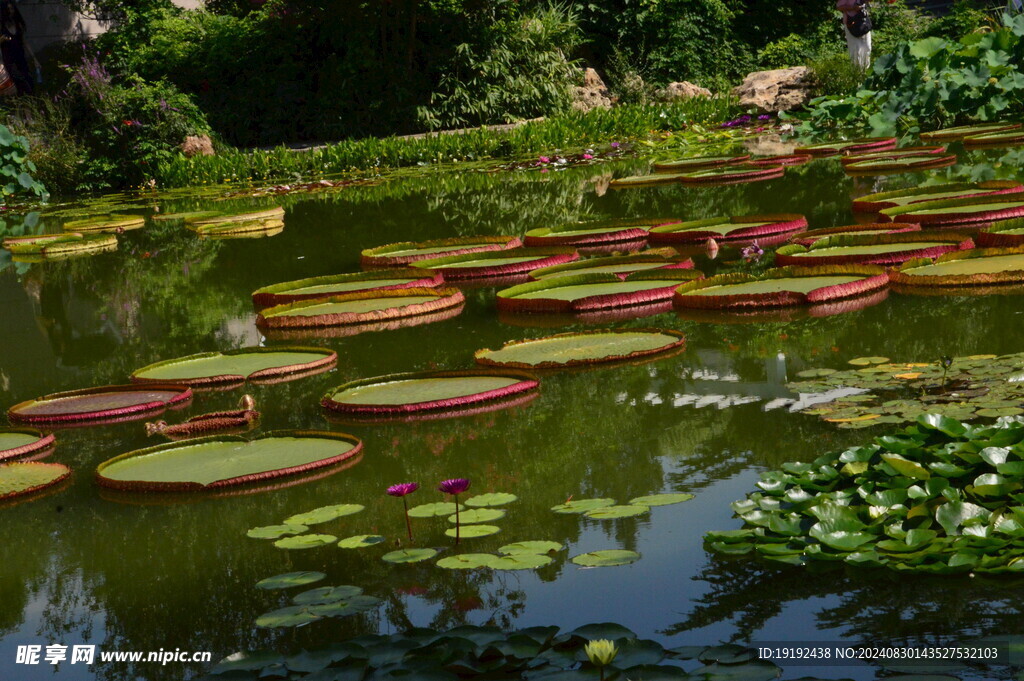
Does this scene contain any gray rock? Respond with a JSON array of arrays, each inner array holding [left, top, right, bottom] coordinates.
[[732, 67, 814, 113]]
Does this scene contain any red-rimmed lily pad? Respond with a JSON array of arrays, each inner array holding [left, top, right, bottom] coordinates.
[[977, 217, 1024, 248], [674, 265, 889, 309], [880, 195, 1024, 227], [3, 233, 117, 257], [0, 462, 71, 501], [412, 247, 578, 280], [62, 214, 145, 233], [679, 165, 785, 184], [256, 287, 465, 329], [251, 269, 443, 307], [652, 154, 749, 172], [648, 214, 807, 245], [676, 288, 890, 323], [852, 180, 1024, 213], [8, 384, 192, 426], [187, 218, 284, 238], [793, 137, 897, 156], [0, 428, 55, 462], [474, 329, 686, 370], [523, 218, 679, 248], [321, 369, 539, 417], [262, 304, 464, 341], [840, 145, 947, 165], [889, 246, 1024, 287], [963, 129, 1024, 148], [94, 430, 363, 492], [789, 223, 921, 246], [775, 233, 974, 267], [843, 154, 958, 174], [920, 122, 1021, 141], [496, 270, 703, 314], [528, 252, 693, 280], [744, 154, 812, 167], [609, 172, 692, 188], [360, 235, 522, 267], [185, 207, 285, 226], [130, 347, 337, 388]]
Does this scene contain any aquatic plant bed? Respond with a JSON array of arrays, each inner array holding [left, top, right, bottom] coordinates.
[[321, 370, 539, 416], [523, 218, 680, 248], [920, 122, 1021, 141], [890, 247, 1024, 287], [95, 431, 362, 492], [674, 265, 888, 309], [651, 154, 749, 172], [411, 248, 578, 280], [647, 214, 807, 244], [496, 270, 702, 313], [852, 180, 1024, 213], [789, 223, 920, 246], [881, 195, 1024, 227], [707, 415, 1024, 574], [360, 236, 522, 267], [2, 233, 117, 257], [775, 233, 973, 267], [0, 429, 55, 463], [793, 137, 897, 156], [977, 217, 1024, 248], [0, 462, 71, 502], [8, 384, 192, 425], [475, 329, 686, 369], [255, 287, 465, 329], [251, 269, 443, 307], [528, 252, 693, 280], [130, 347, 337, 388]]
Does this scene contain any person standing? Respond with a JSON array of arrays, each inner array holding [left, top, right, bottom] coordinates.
[[0, 0, 32, 95], [836, 0, 872, 71]]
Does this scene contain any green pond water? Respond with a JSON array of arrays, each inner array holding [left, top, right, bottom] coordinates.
[[3, 147, 1024, 681]]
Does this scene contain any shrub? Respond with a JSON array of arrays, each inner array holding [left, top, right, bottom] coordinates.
[[2, 97, 85, 195], [807, 52, 866, 97], [0, 124, 46, 202]]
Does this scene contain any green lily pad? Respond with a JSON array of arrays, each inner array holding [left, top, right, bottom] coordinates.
[[0, 462, 71, 501], [463, 492, 518, 507], [848, 356, 890, 366], [584, 504, 650, 519], [570, 550, 641, 567], [445, 524, 501, 538], [628, 493, 695, 506], [490, 554, 554, 570], [551, 498, 616, 514], [293, 585, 363, 605], [308, 595, 383, 617], [499, 541, 564, 555], [474, 330, 686, 370], [407, 502, 465, 518], [337, 534, 386, 549], [436, 553, 497, 569], [131, 347, 336, 387], [447, 508, 505, 524], [382, 548, 438, 564], [247, 524, 308, 540], [977, 407, 1024, 417], [255, 571, 326, 590], [274, 534, 337, 550], [255, 605, 322, 629], [284, 504, 365, 525]]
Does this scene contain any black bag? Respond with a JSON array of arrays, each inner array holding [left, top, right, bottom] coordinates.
[[847, 8, 872, 38]]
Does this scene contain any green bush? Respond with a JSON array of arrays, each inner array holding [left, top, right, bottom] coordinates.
[[758, 33, 815, 69], [2, 97, 85, 195], [808, 52, 866, 97], [0, 124, 46, 203]]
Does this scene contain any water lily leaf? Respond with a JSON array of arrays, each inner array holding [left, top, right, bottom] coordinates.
[[935, 501, 990, 536], [918, 413, 968, 437], [407, 502, 464, 518], [247, 524, 308, 540], [255, 571, 326, 590], [569, 622, 638, 641], [255, 605, 322, 628], [613, 664, 688, 680], [808, 528, 875, 551], [584, 504, 650, 519], [490, 554, 554, 570], [689, 660, 781, 681], [978, 407, 1024, 417], [447, 508, 505, 524], [881, 453, 931, 480], [274, 534, 337, 550], [445, 524, 500, 538], [463, 492, 518, 507], [551, 498, 616, 514], [212, 651, 285, 673], [796, 368, 837, 378], [293, 585, 363, 605], [382, 548, 438, 564], [284, 504, 364, 525], [308, 595, 382, 617], [436, 553, 497, 569], [628, 493, 695, 506], [570, 550, 641, 567], [499, 541, 563, 555], [848, 356, 890, 366], [337, 534, 386, 549], [131, 347, 336, 387], [697, 644, 757, 664]]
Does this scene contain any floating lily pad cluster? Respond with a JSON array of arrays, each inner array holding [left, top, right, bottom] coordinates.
[[708, 414, 1024, 574], [254, 578, 383, 629], [787, 352, 1024, 429], [249, 502, 367, 549], [206, 623, 792, 681]]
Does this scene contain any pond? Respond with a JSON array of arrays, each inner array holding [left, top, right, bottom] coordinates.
[[2, 143, 1024, 681]]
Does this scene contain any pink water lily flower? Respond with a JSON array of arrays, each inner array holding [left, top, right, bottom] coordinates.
[[387, 482, 419, 497]]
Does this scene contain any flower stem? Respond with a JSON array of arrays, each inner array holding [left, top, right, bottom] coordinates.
[[454, 493, 461, 546], [403, 497, 413, 541]]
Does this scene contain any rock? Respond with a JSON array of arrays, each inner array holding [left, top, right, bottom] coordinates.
[[572, 67, 612, 112], [180, 134, 214, 157], [732, 67, 814, 113], [657, 81, 712, 100]]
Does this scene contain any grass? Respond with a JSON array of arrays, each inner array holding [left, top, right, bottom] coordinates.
[[155, 98, 738, 188]]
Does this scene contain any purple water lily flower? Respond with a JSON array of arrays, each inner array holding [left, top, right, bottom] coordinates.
[[388, 482, 420, 540], [439, 478, 471, 545], [741, 242, 764, 262]]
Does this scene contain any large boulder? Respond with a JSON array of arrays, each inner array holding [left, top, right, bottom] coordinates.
[[732, 67, 814, 113], [572, 68, 612, 112], [181, 134, 215, 157], [657, 81, 712, 100]]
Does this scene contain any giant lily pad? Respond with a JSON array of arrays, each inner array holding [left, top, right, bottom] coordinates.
[[890, 247, 1024, 287], [94, 430, 363, 492], [321, 369, 539, 416], [840, 145, 946, 164], [789, 223, 921, 246], [852, 180, 1024, 212], [609, 171, 695, 188], [570, 550, 641, 567], [674, 265, 888, 309], [793, 137, 897, 156], [679, 165, 785, 184], [256, 287, 465, 329], [496, 270, 703, 314], [62, 214, 145, 233], [881, 195, 1024, 227], [652, 155, 749, 172], [187, 218, 283, 238], [775, 233, 973, 267], [361, 235, 522, 267], [647, 214, 807, 244], [744, 154, 813, 167], [0, 428, 55, 462], [963, 129, 1024, 148], [185, 207, 285, 226], [131, 346, 337, 388], [2, 233, 117, 257], [475, 329, 686, 370], [523, 218, 679, 248], [251, 269, 443, 307], [8, 384, 192, 426], [977, 217, 1024, 248], [843, 154, 957, 174], [412, 248, 579, 280], [528, 253, 693, 280], [920, 122, 1021, 141], [0, 462, 71, 501]]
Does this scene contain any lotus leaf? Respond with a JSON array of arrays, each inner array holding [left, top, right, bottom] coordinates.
[[284, 504, 364, 525], [551, 498, 616, 514], [247, 524, 308, 539], [445, 524, 500, 538], [381, 548, 438, 563], [584, 504, 650, 519], [131, 347, 337, 386], [475, 329, 685, 369], [499, 541, 563, 555], [255, 572, 326, 590], [447, 508, 505, 524], [293, 585, 363, 604], [8, 384, 192, 425], [570, 550, 641, 567], [0, 428, 55, 462], [407, 501, 465, 518], [464, 492, 518, 507], [436, 553, 497, 569], [337, 534, 386, 548], [274, 534, 337, 550], [628, 493, 695, 506], [0, 462, 71, 500]]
